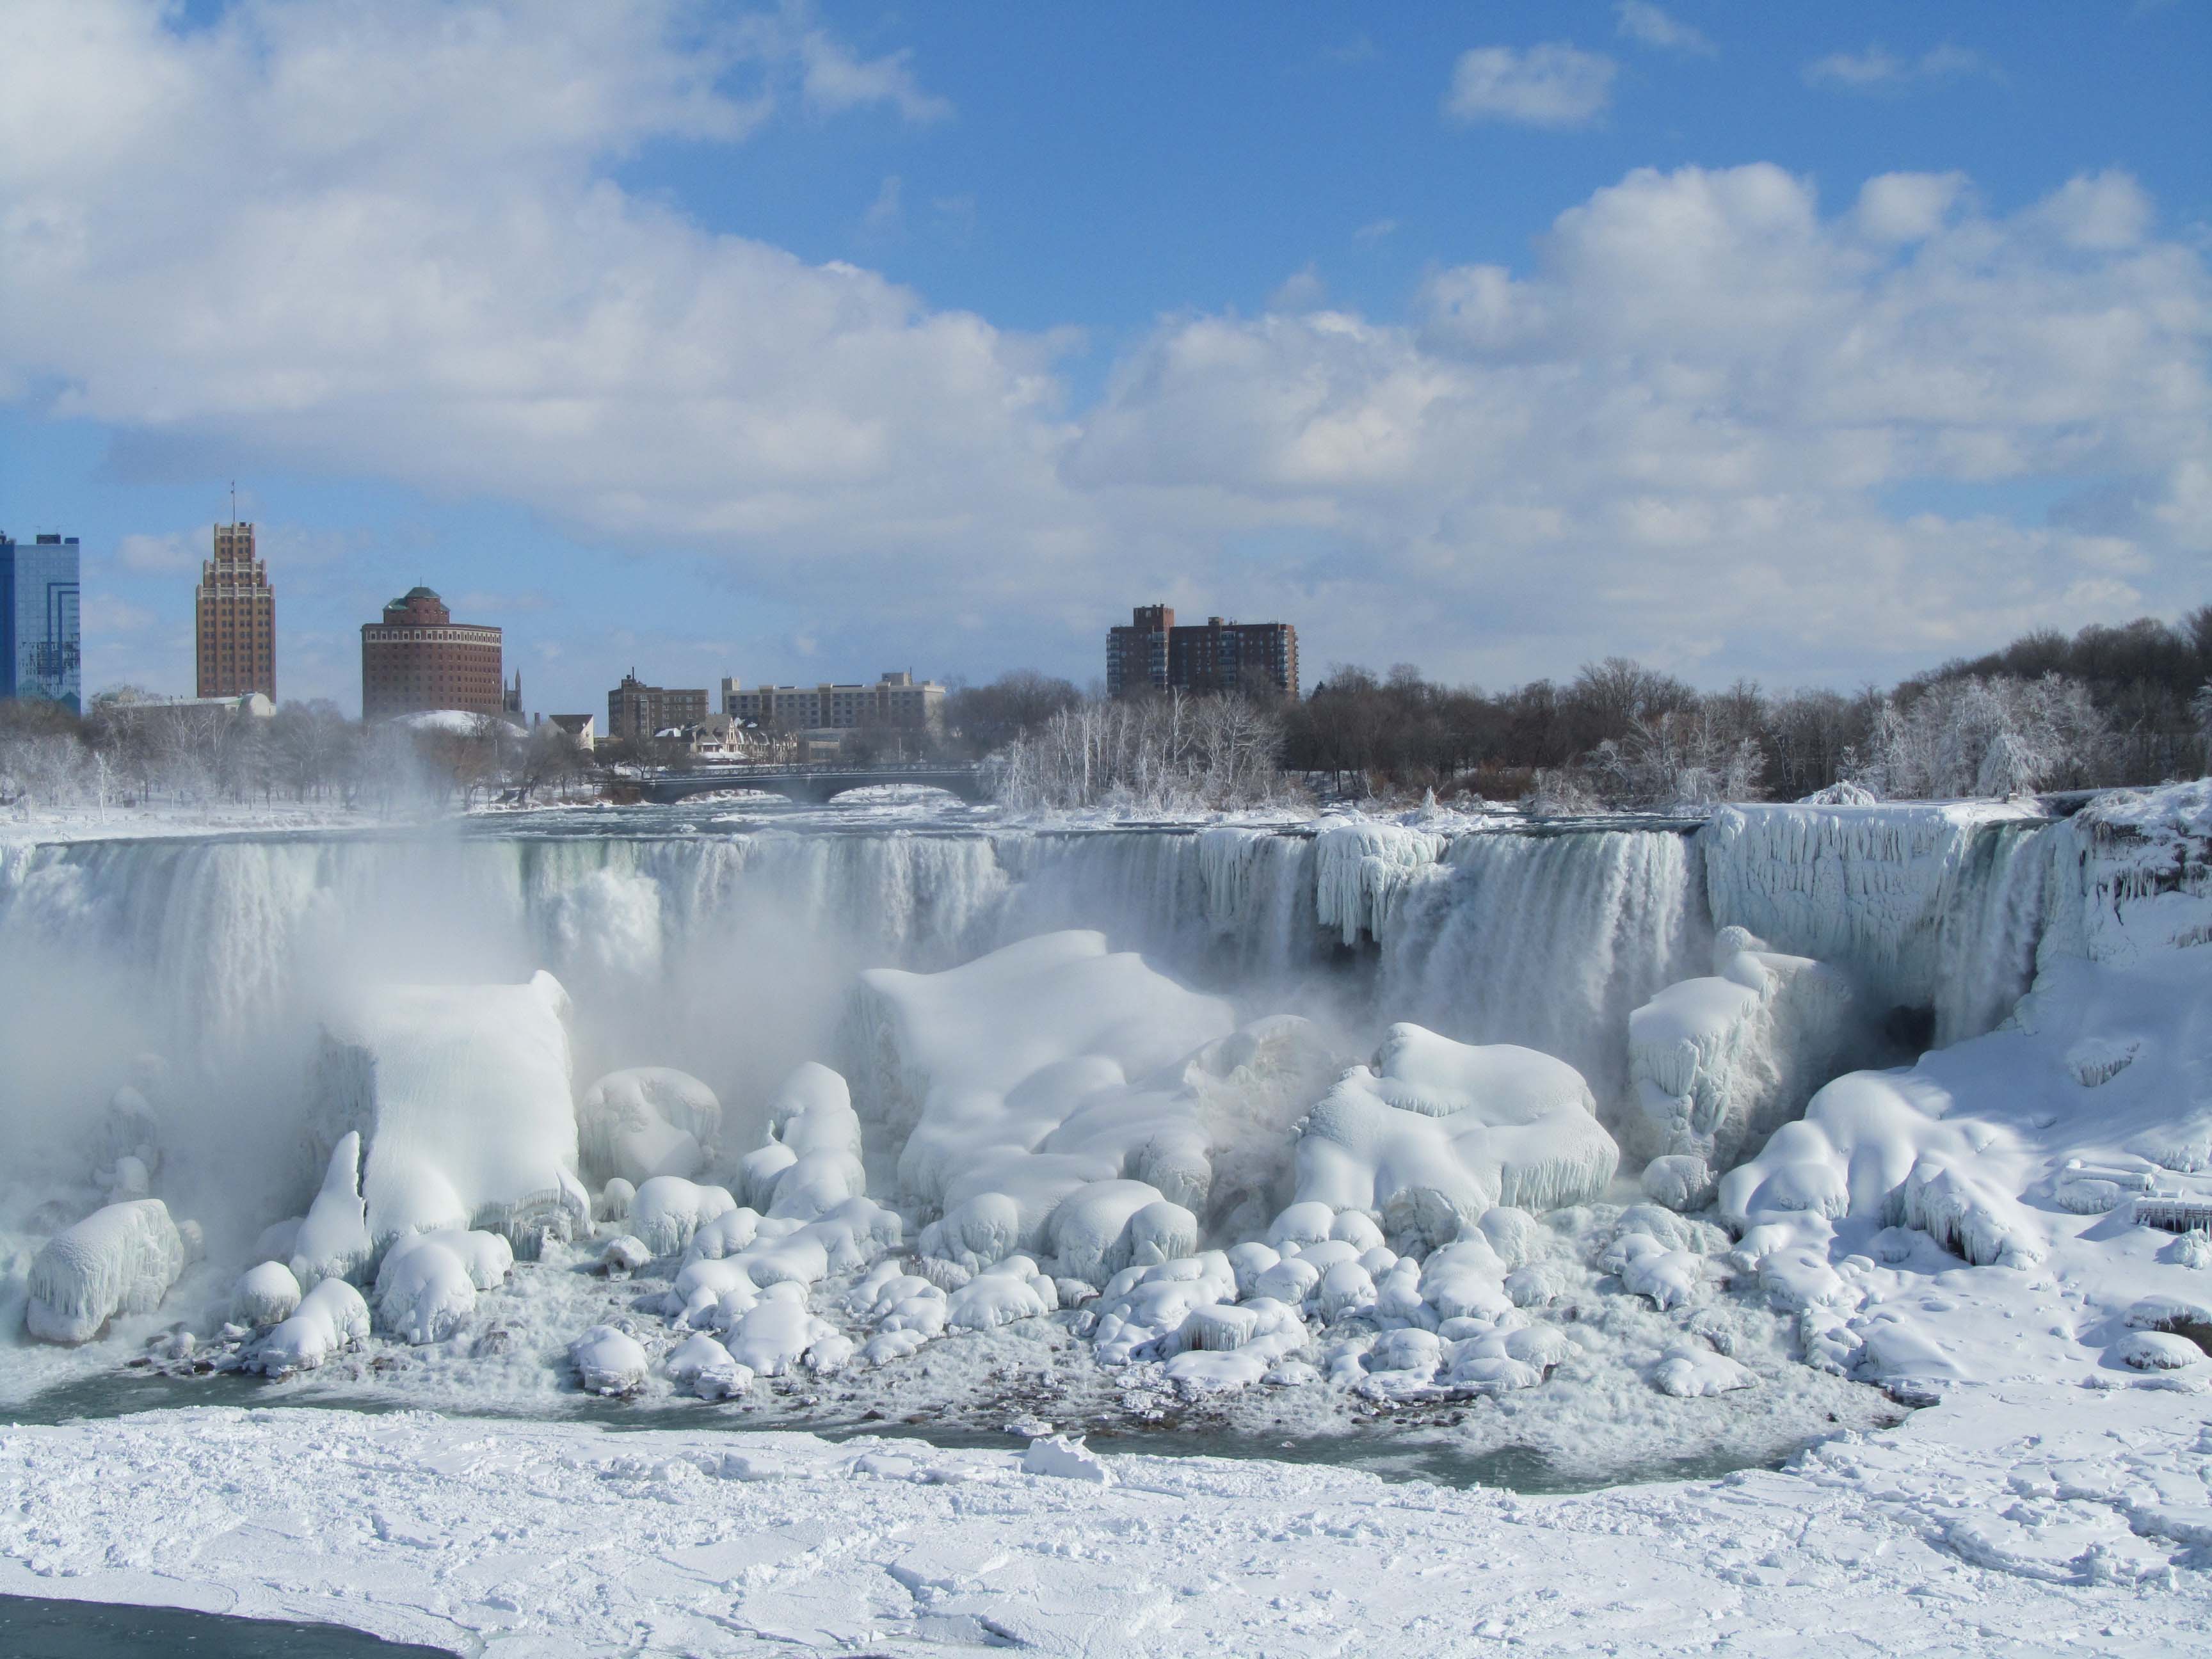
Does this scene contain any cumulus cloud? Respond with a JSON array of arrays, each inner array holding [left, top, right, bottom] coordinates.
[[1, 2, 2205, 695], [1806, 44, 1989, 92], [1615, 3, 1715, 56], [1444, 44, 1616, 129]]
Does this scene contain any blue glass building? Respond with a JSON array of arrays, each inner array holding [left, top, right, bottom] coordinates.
[[0, 533, 82, 712]]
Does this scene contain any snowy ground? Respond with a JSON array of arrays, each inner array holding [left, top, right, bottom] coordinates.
[[3, 1382, 2207, 1656], [0, 799, 403, 847]]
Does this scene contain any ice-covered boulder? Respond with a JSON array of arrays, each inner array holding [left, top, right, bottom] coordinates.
[[725, 1292, 835, 1376], [749, 1062, 867, 1222], [629, 1177, 737, 1257], [1628, 927, 1855, 1169], [569, 1324, 648, 1395], [232, 1261, 302, 1328], [1286, 1025, 1618, 1246], [290, 1132, 373, 1290], [577, 1067, 721, 1186], [254, 1279, 370, 1375], [1719, 1071, 2042, 1267], [311, 971, 589, 1258], [25, 1199, 188, 1344], [373, 1230, 512, 1344], [665, 1331, 751, 1399], [847, 932, 1245, 1270]]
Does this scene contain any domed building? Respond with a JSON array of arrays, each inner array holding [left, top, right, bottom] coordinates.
[[360, 586, 506, 721]]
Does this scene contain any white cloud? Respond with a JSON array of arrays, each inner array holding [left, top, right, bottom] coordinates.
[[1615, 3, 1714, 56], [0, 3, 2204, 695], [1354, 218, 1399, 243], [861, 173, 904, 237], [1806, 44, 1990, 92], [1444, 44, 1615, 129]]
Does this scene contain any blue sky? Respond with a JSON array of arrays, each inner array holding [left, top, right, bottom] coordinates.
[[1, 1, 2207, 716]]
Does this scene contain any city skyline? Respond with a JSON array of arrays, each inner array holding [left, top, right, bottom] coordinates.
[[2, 2, 2207, 719]]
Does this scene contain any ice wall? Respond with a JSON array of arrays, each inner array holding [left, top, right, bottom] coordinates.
[[1701, 802, 2051, 1043]]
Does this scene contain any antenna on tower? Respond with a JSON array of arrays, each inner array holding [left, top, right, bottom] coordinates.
[[229, 481, 237, 526]]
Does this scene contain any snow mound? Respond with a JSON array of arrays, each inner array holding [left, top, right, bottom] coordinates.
[[630, 1177, 738, 1257], [373, 1230, 513, 1344], [577, 1067, 721, 1185], [1719, 1071, 2042, 1267], [1285, 1024, 1617, 1246], [569, 1324, 648, 1395], [747, 1062, 866, 1221], [254, 1279, 370, 1375], [232, 1262, 302, 1328], [1628, 926, 1856, 1169], [26, 1199, 188, 1344], [1023, 1434, 1114, 1484], [848, 931, 1251, 1274], [312, 972, 588, 1257]]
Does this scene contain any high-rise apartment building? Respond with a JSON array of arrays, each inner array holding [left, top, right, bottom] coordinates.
[[0, 533, 81, 712], [1106, 605, 1299, 699], [607, 673, 709, 742], [195, 519, 276, 700], [360, 587, 504, 720], [719, 670, 945, 732]]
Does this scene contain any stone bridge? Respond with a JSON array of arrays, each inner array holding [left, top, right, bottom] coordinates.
[[638, 762, 988, 806]]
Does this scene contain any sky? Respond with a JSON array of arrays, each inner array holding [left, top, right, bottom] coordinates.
[[1, 0, 2207, 718]]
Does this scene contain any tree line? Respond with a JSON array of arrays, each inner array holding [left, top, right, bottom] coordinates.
[[954, 605, 2212, 812]]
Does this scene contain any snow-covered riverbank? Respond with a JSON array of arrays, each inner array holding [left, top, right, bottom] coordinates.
[[4, 1382, 2207, 1656]]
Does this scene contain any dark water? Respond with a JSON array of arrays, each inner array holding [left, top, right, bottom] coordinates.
[[12, 1364, 1844, 1496], [0, 1597, 453, 1658]]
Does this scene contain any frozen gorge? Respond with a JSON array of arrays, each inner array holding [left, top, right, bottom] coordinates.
[[2, 785, 2211, 1653]]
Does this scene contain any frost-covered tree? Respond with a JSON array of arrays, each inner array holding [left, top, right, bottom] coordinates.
[[1854, 674, 2110, 799]]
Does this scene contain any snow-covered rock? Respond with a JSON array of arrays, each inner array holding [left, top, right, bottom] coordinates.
[[289, 1132, 373, 1291], [254, 1279, 370, 1375], [25, 1199, 188, 1344], [630, 1177, 738, 1257], [1628, 926, 1855, 1168], [312, 972, 589, 1256], [232, 1261, 302, 1328], [1286, 1024, 1617, 1246], [569, 1324, 648, 1395], [373, 1230, 511, 1343]]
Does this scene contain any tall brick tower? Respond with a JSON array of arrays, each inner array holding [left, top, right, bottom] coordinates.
[[195, 509, 276, 700]]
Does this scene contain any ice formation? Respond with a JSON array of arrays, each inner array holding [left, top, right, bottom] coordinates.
[[849, 931, 1245, 1274], [289, 1132, 371, 1291], [1289, 1025, 1617, 1244], [253, 1279, 369, 1375], [577, 1066, 721, 1185], [231, 1262, 301, 1328], [25, 1199, 188, 1344], [312, 971, 589, 1256], [373, 1230, 513, 1344], [1628, 926, 1857, 1171]]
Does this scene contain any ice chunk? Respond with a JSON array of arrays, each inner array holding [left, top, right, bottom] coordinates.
[[577, 1067, 722, 1185], [232, 1261, 302, 1328], [630, 1177, 738, 1257], [289, 1132, 372, 1291], [1022, 1434, 1115, 1484], [25, 1199, 188, 1344], [569, 1324, 648, 1395], [1313, 819, 1447, 946], [601, 1235, 651, 1276], [254, 1279, 370, 1375], [312, 972, 588, 1255], [1287, 1025, 1617, 1247]]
